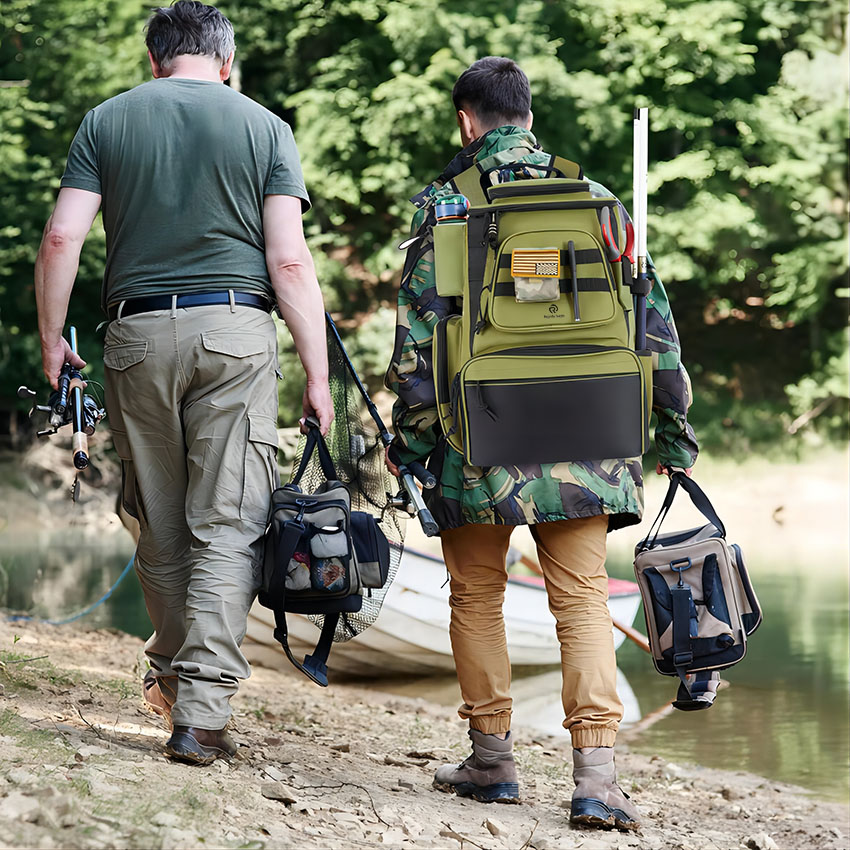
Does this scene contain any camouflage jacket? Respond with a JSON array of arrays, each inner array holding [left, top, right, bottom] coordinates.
[[385, 126, 698, 532]]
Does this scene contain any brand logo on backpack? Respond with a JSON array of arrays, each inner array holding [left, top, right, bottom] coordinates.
[[544, 303, 565, 320]]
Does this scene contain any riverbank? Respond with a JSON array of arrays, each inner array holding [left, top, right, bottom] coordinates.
[[1, 619, 847, 850]]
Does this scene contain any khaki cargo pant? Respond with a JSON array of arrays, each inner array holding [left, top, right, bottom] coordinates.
[[104, 302, 279, 729], [440, 516, 623, 748]]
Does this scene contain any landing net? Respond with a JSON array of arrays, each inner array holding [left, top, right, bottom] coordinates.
[[289, 321, 405, 643]]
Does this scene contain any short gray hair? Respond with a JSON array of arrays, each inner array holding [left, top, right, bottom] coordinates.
[[145, 1, 235, 70]]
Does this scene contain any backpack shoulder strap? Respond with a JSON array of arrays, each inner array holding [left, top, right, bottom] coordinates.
[[451, 165, 489, 206], [550, 155, 583, 180]]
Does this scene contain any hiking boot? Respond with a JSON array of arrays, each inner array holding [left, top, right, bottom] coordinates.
[[142, 670, 177, 726], [433, 729, 520, 803], [164, 726, 237, 766], [570, 747, 641, 831]]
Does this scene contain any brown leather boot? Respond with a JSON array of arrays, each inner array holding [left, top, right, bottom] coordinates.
[[164, 726, 237, 765], [433, 729, 520, 803], [142, 670, 177, 727], [570, 747, 641, 831]]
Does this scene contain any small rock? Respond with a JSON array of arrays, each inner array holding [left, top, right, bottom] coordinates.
[[405, 750, 437, 760], [0, 792, 41, 823], [0, 683, 4, 696], [76, 745, 109, 759], [151, 811, 180, 828], [532, 839, 553, 850], [721, 786, 743, 801], [397, 778, 415, 791], [377, 806, 399, 825], [485, 817, 507, 837], [331, 812, 362, 825], [331, 743, 350, 753], [744, 834, 778, 850], [383, 755, 408, 767], [829, 827, 845, 839], [381, 828, 406, 844], [261, 783, 297, 805], [401, 817, 423, 837], [260, 764, 288, 782], [264, 736, 282, 746], [6, 768, 37, 786]]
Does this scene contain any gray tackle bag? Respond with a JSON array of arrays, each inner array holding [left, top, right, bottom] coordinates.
[[633, 472, 762, 710]]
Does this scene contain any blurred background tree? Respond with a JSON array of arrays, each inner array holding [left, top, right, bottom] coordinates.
[[1, 0, 847, 451]]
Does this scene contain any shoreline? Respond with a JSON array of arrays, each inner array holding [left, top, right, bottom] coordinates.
[[1, 620, 847, 850]]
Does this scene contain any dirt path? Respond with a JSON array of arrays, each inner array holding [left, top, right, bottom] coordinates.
[[0, 620, 846, 850]]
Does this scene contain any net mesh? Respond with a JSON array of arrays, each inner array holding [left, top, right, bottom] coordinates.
[[288, 320, 405, 642]]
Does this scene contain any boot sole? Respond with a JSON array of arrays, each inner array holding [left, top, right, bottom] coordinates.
[[433, 780, 521, 804], [571, 798, 640, 832]]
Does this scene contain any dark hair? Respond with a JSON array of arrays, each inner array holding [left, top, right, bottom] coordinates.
[[145, 1, 235, 70], [451, 57, 532, 127]]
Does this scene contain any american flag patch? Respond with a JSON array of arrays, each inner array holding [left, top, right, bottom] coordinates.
[[511, 248, 561, 278]]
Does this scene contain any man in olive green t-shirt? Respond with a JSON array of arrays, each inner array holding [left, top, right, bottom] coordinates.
[[34, 1, 333, 765]]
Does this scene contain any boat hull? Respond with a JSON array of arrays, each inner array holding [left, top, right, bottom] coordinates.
[[244, 549, 642, 677]]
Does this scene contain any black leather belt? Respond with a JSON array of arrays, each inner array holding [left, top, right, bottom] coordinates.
[[107, 291, 272, 320]]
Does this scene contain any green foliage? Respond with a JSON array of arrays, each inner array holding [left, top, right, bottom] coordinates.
[[0, 0, 148, 401], [1, 0, 847, 446]]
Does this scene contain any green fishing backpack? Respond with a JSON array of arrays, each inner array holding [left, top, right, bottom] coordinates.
[[431, 157, 652, 466]]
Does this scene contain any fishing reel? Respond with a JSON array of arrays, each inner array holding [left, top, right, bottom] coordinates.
[[19, 366, 104, 440], [17, 327, 106, 473]]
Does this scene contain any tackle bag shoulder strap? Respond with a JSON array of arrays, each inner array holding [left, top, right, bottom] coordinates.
[[639, 472, 726, 550]]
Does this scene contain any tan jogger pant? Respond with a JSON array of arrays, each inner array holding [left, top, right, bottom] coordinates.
[[440, 516, 623, 748], [103, 302, 279, 729]]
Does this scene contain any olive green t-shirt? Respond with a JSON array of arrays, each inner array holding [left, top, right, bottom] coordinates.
[[61, 78, 310, 308]]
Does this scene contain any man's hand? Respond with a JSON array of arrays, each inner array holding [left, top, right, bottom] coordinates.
[[300, 379, 334, 436], [41, 336, 86, 390], [385, 446, 401, 478], [656, 464, 693, 477]]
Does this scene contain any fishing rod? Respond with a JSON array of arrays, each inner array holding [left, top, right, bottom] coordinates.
[[325, 313, 439, 537], [17, 326, 106, 496], [633, 106, 650, 350]]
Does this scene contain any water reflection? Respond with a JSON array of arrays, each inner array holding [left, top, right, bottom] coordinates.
[[1, 534, 847, 801]]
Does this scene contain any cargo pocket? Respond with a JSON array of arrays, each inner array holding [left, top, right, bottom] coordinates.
[[240, 414, 279, 524], [112, 428, 145, 530], [103, 341, 148, 371]]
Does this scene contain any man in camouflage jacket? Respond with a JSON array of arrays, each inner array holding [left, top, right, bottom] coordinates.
[[385, 57, 697, 830]]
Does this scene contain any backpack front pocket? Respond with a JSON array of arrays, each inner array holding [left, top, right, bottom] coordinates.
[[456, 347, 650, 466], [485, 230, 617, 335]]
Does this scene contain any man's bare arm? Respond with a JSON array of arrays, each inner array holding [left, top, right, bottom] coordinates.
[[262, 194, 333, 434], [35, 187, 102, 387]]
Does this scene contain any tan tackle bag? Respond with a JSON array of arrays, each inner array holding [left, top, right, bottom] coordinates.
[[633, 472, 762, 710]]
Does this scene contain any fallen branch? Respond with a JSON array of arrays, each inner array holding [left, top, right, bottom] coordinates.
[[519, 818, 540, 850], [75, 706, 105, 740], [440, 823, 488, 850], [292, 781, 390, 827], [2, 654, 48, 665], [787, 395, 839, 435]]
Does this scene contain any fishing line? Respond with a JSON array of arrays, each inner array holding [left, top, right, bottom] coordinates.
[[5, 551, 136, 627]]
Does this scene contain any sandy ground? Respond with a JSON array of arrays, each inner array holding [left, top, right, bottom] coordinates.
[[1, 619, 848, 850]]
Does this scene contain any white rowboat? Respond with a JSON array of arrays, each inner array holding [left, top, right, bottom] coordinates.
[[244, 548, 642, 678]]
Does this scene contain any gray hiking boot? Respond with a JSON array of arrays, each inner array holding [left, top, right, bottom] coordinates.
[[433, 729, 520, 803], [570, 747, 641, 831]]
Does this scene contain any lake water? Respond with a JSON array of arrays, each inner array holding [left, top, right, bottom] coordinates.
[[1, 533, 848, 802]]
